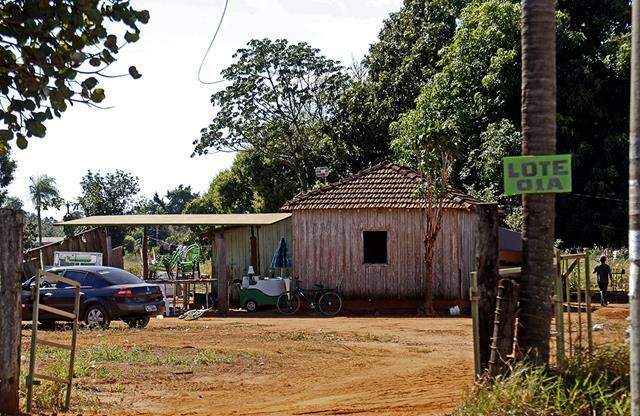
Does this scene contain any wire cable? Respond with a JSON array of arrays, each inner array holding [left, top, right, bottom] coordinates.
[[197, 0, 230, 85]]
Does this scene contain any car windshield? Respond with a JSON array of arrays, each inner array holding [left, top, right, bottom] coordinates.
[[95, 269, 142, 285]]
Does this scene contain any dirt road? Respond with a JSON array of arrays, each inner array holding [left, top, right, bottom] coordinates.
[[23, 315, 474, 416], [21, 304, 628, 415]]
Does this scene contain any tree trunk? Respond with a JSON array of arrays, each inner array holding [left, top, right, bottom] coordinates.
[[476, 203, 500, 370], [424, 244, 435, 315], [518, 0, 557, 365], [216, 229, 228, 315], [0, 209, 24, 415]]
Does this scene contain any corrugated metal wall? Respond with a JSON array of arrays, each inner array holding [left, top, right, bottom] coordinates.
[[291, 209, 478, 300], [216, 218, 292, 281]]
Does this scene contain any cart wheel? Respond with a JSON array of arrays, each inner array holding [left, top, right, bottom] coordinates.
[[245, 300, 258, 312]]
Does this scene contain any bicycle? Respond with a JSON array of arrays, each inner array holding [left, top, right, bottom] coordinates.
[[277, 279, 342, 316]]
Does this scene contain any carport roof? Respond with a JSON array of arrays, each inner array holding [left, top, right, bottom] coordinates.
[[56, 213, 291, 227]]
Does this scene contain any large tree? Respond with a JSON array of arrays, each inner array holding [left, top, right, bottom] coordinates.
[[392, 0, 630, 246], [518, 0, 557, 365], [192, 38, 350, 191], [0, 0, 148, 149], [28, 174, 60, 245], [0, 146, 16, 206], [335, 0, 466, 171], [78, 169, 140, 245]]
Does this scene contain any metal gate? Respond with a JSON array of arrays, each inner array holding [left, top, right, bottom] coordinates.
[[25, 269, 81, 412], [554, 252, 595, 366]]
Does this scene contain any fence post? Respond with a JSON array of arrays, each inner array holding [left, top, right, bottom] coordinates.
[[470, 272, 482, 377], [584, 254, 593, 353], [475, 203, 500, 371], [488, 278, 520, 376], [215, 228, 228, 315], [0, 209, 24, 415], [554, 251, 565, 366]]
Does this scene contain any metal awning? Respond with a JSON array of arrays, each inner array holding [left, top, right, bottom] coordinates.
[[55, 213, 291, 227]]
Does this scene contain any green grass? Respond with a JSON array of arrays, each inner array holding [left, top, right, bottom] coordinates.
[[453, 344, 630, 416]]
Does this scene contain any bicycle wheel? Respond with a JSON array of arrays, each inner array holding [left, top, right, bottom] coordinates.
[[277, 293, 301, 315], [318, 291, 342, 316]]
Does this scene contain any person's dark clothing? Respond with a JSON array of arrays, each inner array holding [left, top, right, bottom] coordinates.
[[594, 263, 611, 305]]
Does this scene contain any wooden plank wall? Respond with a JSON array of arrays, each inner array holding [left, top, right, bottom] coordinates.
[[291, 209, 478, 300], [22, 227, 110, 278], [111, 246, 125, 269], [215, 218, 292, 281]]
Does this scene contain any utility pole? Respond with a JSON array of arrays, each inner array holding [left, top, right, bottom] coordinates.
[[629, 0, 640, 413]]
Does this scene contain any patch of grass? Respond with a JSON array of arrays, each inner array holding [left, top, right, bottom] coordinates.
[[453, 344, 630, 416], [21, 343, 254, 412], [352, 333, 398, 343], [281, 331, 309, 341]]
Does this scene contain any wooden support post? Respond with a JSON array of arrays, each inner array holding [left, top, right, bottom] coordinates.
[[565, 257, 573, 357], [215, 228, 228, 315], [256, 225, 261, 274], [209, 228, 215, 279], [250, 226, 258, 272], [105, 234, 113, 267], [475, 203, 500, 371], [0, 209, 24, 416], [142, 226, 149, 279], [584, 254, 593, 353], [470, 272, 482, 377], [488, 278, 520, 376], [576, 260, 583, 352], [554, 251, 565, 366]]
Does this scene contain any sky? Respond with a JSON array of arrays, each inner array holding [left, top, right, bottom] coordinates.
[[7, 0, 403, 218]]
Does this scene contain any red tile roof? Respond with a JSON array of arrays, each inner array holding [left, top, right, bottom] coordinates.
[[281, 162, 484, 211]]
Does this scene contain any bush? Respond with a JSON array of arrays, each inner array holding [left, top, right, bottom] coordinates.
[[123, 235, 136, 253], [454, 344, 630, 416]]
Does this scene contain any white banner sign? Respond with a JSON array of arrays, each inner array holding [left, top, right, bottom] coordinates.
[[53, 251, 103, 267]]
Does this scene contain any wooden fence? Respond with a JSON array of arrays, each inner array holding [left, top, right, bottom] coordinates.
[[22, 227, 111, 278]]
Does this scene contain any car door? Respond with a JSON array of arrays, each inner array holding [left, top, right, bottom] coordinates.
[[46, 270, 88, 316]]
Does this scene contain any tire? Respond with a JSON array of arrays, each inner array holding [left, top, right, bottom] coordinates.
[[277, 293, 301, 316], [319, 292, 342, 316], [245, 300, 258, 312], [124, 316, 151, 329], [84, 304, 110, 329]]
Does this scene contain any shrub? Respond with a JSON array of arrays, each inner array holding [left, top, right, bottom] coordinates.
[[454, 344, 630, 416], [123, 235, 136, 253]]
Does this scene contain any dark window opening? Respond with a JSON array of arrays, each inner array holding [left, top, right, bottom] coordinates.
[[363, 231, 387, 264]]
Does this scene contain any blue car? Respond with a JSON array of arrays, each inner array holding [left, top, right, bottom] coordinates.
[[22, 266, 164, 329]]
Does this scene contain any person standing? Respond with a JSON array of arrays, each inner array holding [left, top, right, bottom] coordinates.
[[593, 256, 612, 306]]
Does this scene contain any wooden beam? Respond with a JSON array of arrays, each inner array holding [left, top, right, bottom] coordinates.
[[209, 228, 215, 279], [0, 209, 24, 415], [475, 203, 500, 372], [250, 226, 258, 272], [142, 226, 149, 279], [105, 234, 113, 267], [215, 228, 228, 315]]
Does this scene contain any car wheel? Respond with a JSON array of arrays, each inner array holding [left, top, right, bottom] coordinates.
[[245, 300, 258, 312], [124, 316, 151, 329], [85, 304, 110, 329]]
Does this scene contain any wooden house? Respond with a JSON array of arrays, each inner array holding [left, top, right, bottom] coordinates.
[[281, 162, 491, 309]]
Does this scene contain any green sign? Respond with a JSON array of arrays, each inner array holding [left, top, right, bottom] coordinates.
[[503, 154, 572, 195]]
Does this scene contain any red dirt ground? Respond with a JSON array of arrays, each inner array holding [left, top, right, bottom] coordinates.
[[21, 304, 628, 416]]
